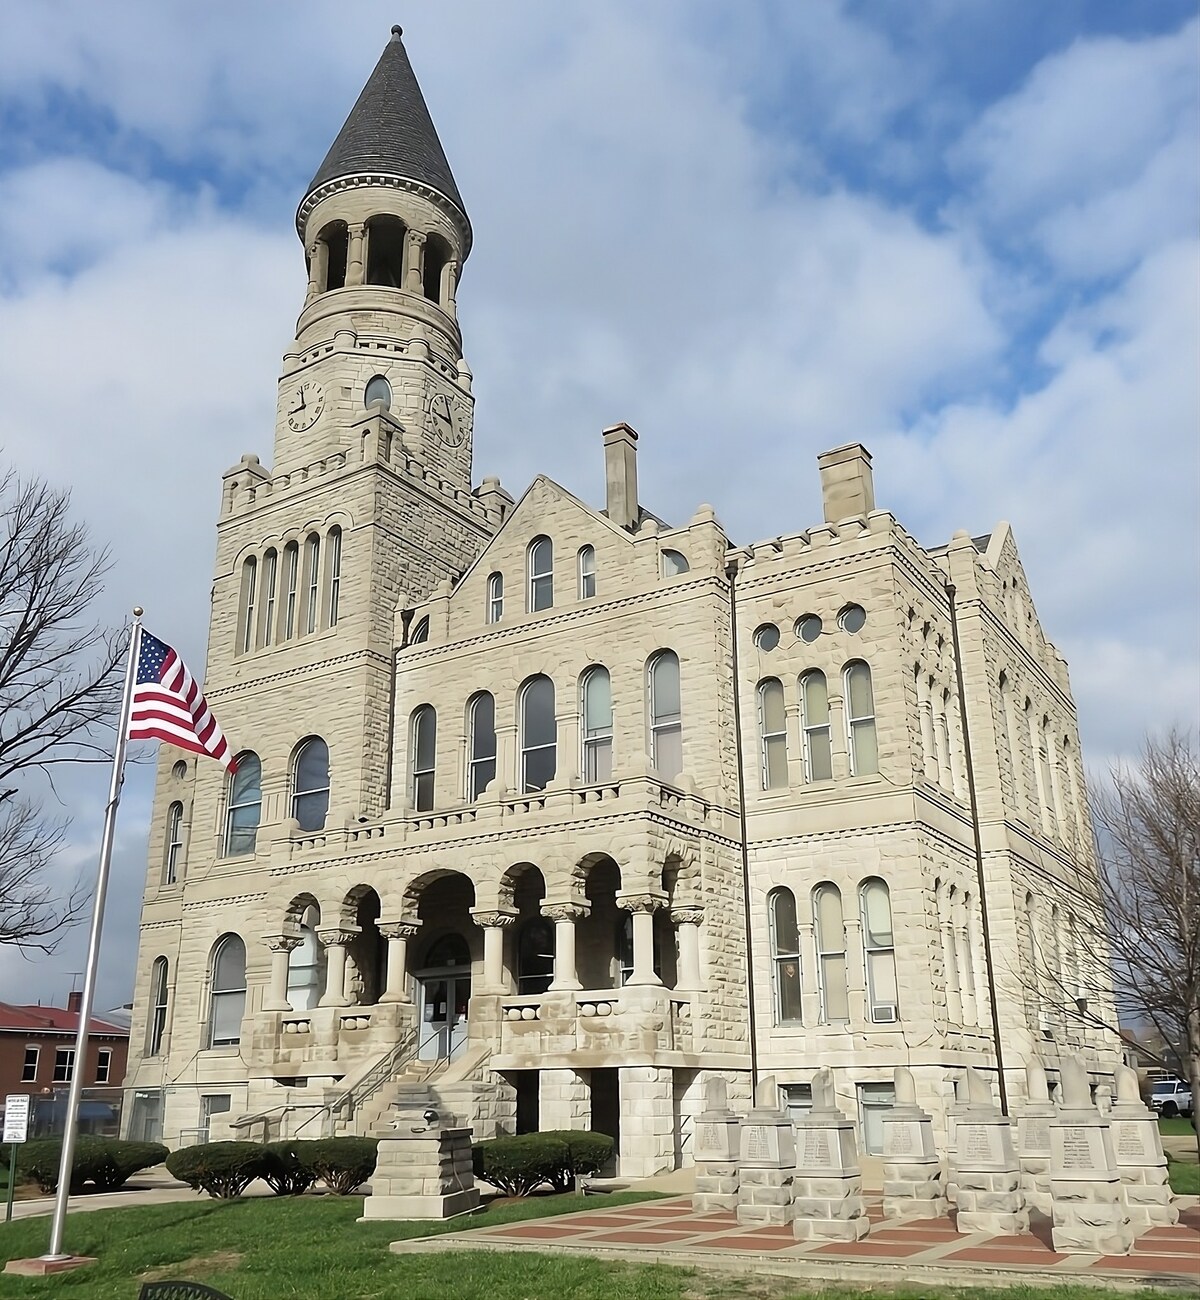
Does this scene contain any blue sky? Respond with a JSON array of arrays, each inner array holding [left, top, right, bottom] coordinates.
[[0, 1, 1197, 1012]]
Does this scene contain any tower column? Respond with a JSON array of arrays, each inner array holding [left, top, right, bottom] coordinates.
[[404, 229, 426, 293], [262, 935, 301, 1011], [671, 906, 704, 991], [305, 240, 328, 304], [442, 259, 459, 316], [317, 927, 359, 1006], [618, 893, 666, 988], [471, 909, 517, 992], [346, 222, 367, 287], [377, 921, 420, 1003], [544, 903, 588, 991]]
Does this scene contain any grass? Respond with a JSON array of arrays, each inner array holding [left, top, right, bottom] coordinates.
[[0, 1194, 1184, 1300], [1167, 1158, 1199, 1194], [1158, 1116, 1197, 1138]]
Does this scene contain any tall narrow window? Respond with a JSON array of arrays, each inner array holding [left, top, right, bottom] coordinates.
[[305, 533, 321, 633], [520, 675, 556, 792], [96, 1048, 112, 1083], [163, 802, 184, 884], [292, 738, 330, 831], [528, 537, 553, 611], [801, 670, 833, 781], [327, 526, 342, 627], [648, 650, 683, 780], [283, 542, 299, 640], [581, 666, 613, 783], [578, 545, 596, 599], [21, 1046, 38, 1082], [769, 888, 803, 1023], [54, 1049, 75, 1082], [225, 753, 262, 857], [147, 957, 169, 1056], [208, 935, 247, 1047], [240, 557, 257, 654], [261, 549, 277, 646], [468, 692, 497, 800], [487, 572, 504, 623], [860, 878, 898, 1022], [845, 661, 878, 775], [813, 884, 849, 1023], [758, 678, 788, 789], [410, 705, 437, 812]]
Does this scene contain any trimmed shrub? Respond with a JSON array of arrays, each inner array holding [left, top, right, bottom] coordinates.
[[166, 1141, 271, 1199], [472, 1130, 615, 1196], [304, 1137, 377, 1195], [548, 1130, 614, 1192], [261, 1140, 317, 1196], [16, 1136, 167, 1194]]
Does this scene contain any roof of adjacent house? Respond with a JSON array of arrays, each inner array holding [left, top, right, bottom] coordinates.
[[0, 1001, 129, 1038]]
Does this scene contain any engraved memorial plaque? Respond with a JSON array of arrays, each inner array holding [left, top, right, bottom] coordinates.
[[741, 1124, 780, 1164], [1017, 1116, 1051, 1154], [695, 1121, 735, 1162], [958, 1122, 1003, 1166], [799, 1126, 834, 1169], [1052, 1124, 1105, 1174], [1111, 1121, 1147, 1163], [883, 1119, 918, 1158]]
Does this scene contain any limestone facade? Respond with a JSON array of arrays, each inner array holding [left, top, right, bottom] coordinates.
[[121, 29, 1119, 1173]]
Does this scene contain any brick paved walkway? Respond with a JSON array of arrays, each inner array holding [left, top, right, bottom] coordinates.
[[399, 1195, 1200, 1289]]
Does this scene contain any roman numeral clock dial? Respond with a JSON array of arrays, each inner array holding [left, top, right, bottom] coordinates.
[[286, 380, 325, 431], [429, 391, 465, 447]]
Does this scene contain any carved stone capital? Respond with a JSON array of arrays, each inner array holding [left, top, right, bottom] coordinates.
[[376, 921, 421, 942], [542, 902, 590, 923], [316, 926, 361, 948], [263, 934, 302, 954], [671, 905, 704, 927], [406, 228, 427, 248], [470, 909, 518, 930], [616, 892, 667, 914]]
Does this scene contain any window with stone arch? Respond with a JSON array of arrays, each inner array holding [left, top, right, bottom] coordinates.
[[239, 556, 257, 654], [225, 752, 261, 857], [813, 883, 849, 1023], [327, 526, 342, 627], [487, 572, 504, 623], [528, 536, 553, 611], [207, 935, 247, 1048], [580, 665, 613, 783], [577, 545, 597, 600], [647, 650, 683, 781], [304, 532, 321, 634], [467, 691, 496, 801], [146, 956, 169, 1056], [410, 704, 437, 812], [661, 549, 690, 577], [163, 801, 184, 885], [282, 542, 300, 640], [758, 678, 788, 790], [844, 660, 879, 775], [519, 674, 556, 792], [800, 670, 833, 782], [286, 905, 324, 1011], [292, 737, 330, 831], [768, 887, 803, 1024], [261, 548, 278, 647], [859, 877, 898, 1022]]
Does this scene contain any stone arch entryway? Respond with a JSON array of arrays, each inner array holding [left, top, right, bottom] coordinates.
[[410, 872, 477, 1060]]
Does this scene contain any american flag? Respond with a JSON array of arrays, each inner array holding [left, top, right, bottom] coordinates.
[[128, 630, 235, 770]]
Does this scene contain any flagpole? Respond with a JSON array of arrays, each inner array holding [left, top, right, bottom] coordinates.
[[43, 608, 143, 1262]]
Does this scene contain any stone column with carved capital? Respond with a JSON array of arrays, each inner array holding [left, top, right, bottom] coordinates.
[[376, 920, 420, 1003], [403, 229, 426, 293], [471, 909, 518, 992], [317, 927, 359, 1007], [346, 223, 366, 287], [262, 935, 301, 1011], [618, 893, 666, 987], [442, 259, 459, 315], [671, 905, 704, 991], [543, 902, 589, 991], [304, 240, 325, 304]]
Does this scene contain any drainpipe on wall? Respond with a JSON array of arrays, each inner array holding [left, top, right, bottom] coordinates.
[[726, 556, 760, 1093]]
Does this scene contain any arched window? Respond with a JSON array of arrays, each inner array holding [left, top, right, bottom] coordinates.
[[520, 676, 557, 792], [225, 753, 261, 857], [617, 912, 635, 985], [163, 802, 184, 885], [813, 884, 849, 1023], [365, 214, 406, 287], [648, 650, 683, 780], [320, 222, 348, 291], [147, 957, 169, 1056], [304, 533, 321, 634], [801, 670, 833, 782], [578, 545, 597, 599], [364, 375, 392, 410], [758, 679, 788, 789], [581, 666, 613, 783], [240, 557, 257, 654], [769, 888, 802, 1023], [661, 549, 690, 577], [860, 878, 898, 1022], [261, 549, 278, 647], [286, 907, 323, 1011], [844, 661, 878, 775], [410, 705, 437, 812], [327, 527, 342, 628], [528, 537, 553, 611], [283, 542, 299, 640], [422, 933, 471, 970], [424, 233, 451, 303], [292, 738, 330, 831], [208, 935, 247, 1047], [487, 572, 504, 623], [409, 616, 429, 645], [517, 917, 554, 994], [468, 692, 497, 800]]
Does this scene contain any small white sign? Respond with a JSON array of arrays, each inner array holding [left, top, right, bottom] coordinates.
[[3, 1094, 30, 1144]]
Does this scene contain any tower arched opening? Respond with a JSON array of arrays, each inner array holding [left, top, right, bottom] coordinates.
[[366, 214, 407, 288]]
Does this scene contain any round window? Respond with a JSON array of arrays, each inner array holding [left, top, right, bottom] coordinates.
[[838, 604, 866, 634], [364, 375, 392, 410], [795, 614, 822, 644], [753, 623, 780, 652]]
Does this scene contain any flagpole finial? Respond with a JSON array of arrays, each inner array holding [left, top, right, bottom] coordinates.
[[133, 606, 144, 617]]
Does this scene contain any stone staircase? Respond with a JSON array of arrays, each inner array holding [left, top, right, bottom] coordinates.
[[336, 1042, 494, 1136]]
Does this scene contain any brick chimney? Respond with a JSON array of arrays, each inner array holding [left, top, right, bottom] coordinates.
[[817, 443, 875, 523], [602, 422, 639, 530], [67, 990, 82, 1014]]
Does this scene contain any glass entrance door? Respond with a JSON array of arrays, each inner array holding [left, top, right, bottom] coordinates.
[[418, 973, 471, 1060]]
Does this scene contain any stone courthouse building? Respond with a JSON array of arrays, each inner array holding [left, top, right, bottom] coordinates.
[[123, 28, 1118, 1171]]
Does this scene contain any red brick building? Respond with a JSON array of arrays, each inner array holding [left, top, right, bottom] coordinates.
[[0, 994, 130, 1136]]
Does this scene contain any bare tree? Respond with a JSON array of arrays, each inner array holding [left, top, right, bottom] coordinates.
[[0, 465, 125, 951]]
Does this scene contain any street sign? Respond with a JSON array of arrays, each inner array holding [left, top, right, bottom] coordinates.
[[3, 1094, 30, 1144]]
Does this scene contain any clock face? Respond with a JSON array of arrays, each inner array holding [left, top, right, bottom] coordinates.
[[286, 380, 325, 432], [429, 391, 464, 447]]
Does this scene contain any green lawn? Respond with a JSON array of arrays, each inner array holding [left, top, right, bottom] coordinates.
[[1167, 1158, 1199, 1194], [0, 1195, 1183, 1300], [1158, 1116, 1197, 1137]]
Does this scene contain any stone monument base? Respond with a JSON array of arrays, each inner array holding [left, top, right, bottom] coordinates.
[[1121, 1168, 1179, 1229], [736, 1165, 794, 1227], [1050, 1179, 1135, 1254], [793, 1174, 870, 1241], [955, 1168, 1029, 1235], [693, 1161, 739, 1214], [883, 1157, 948, 1221], [359, 1125, 480, 1222]]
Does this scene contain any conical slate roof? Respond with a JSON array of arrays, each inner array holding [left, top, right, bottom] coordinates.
[[304, 26, 467, 223]]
